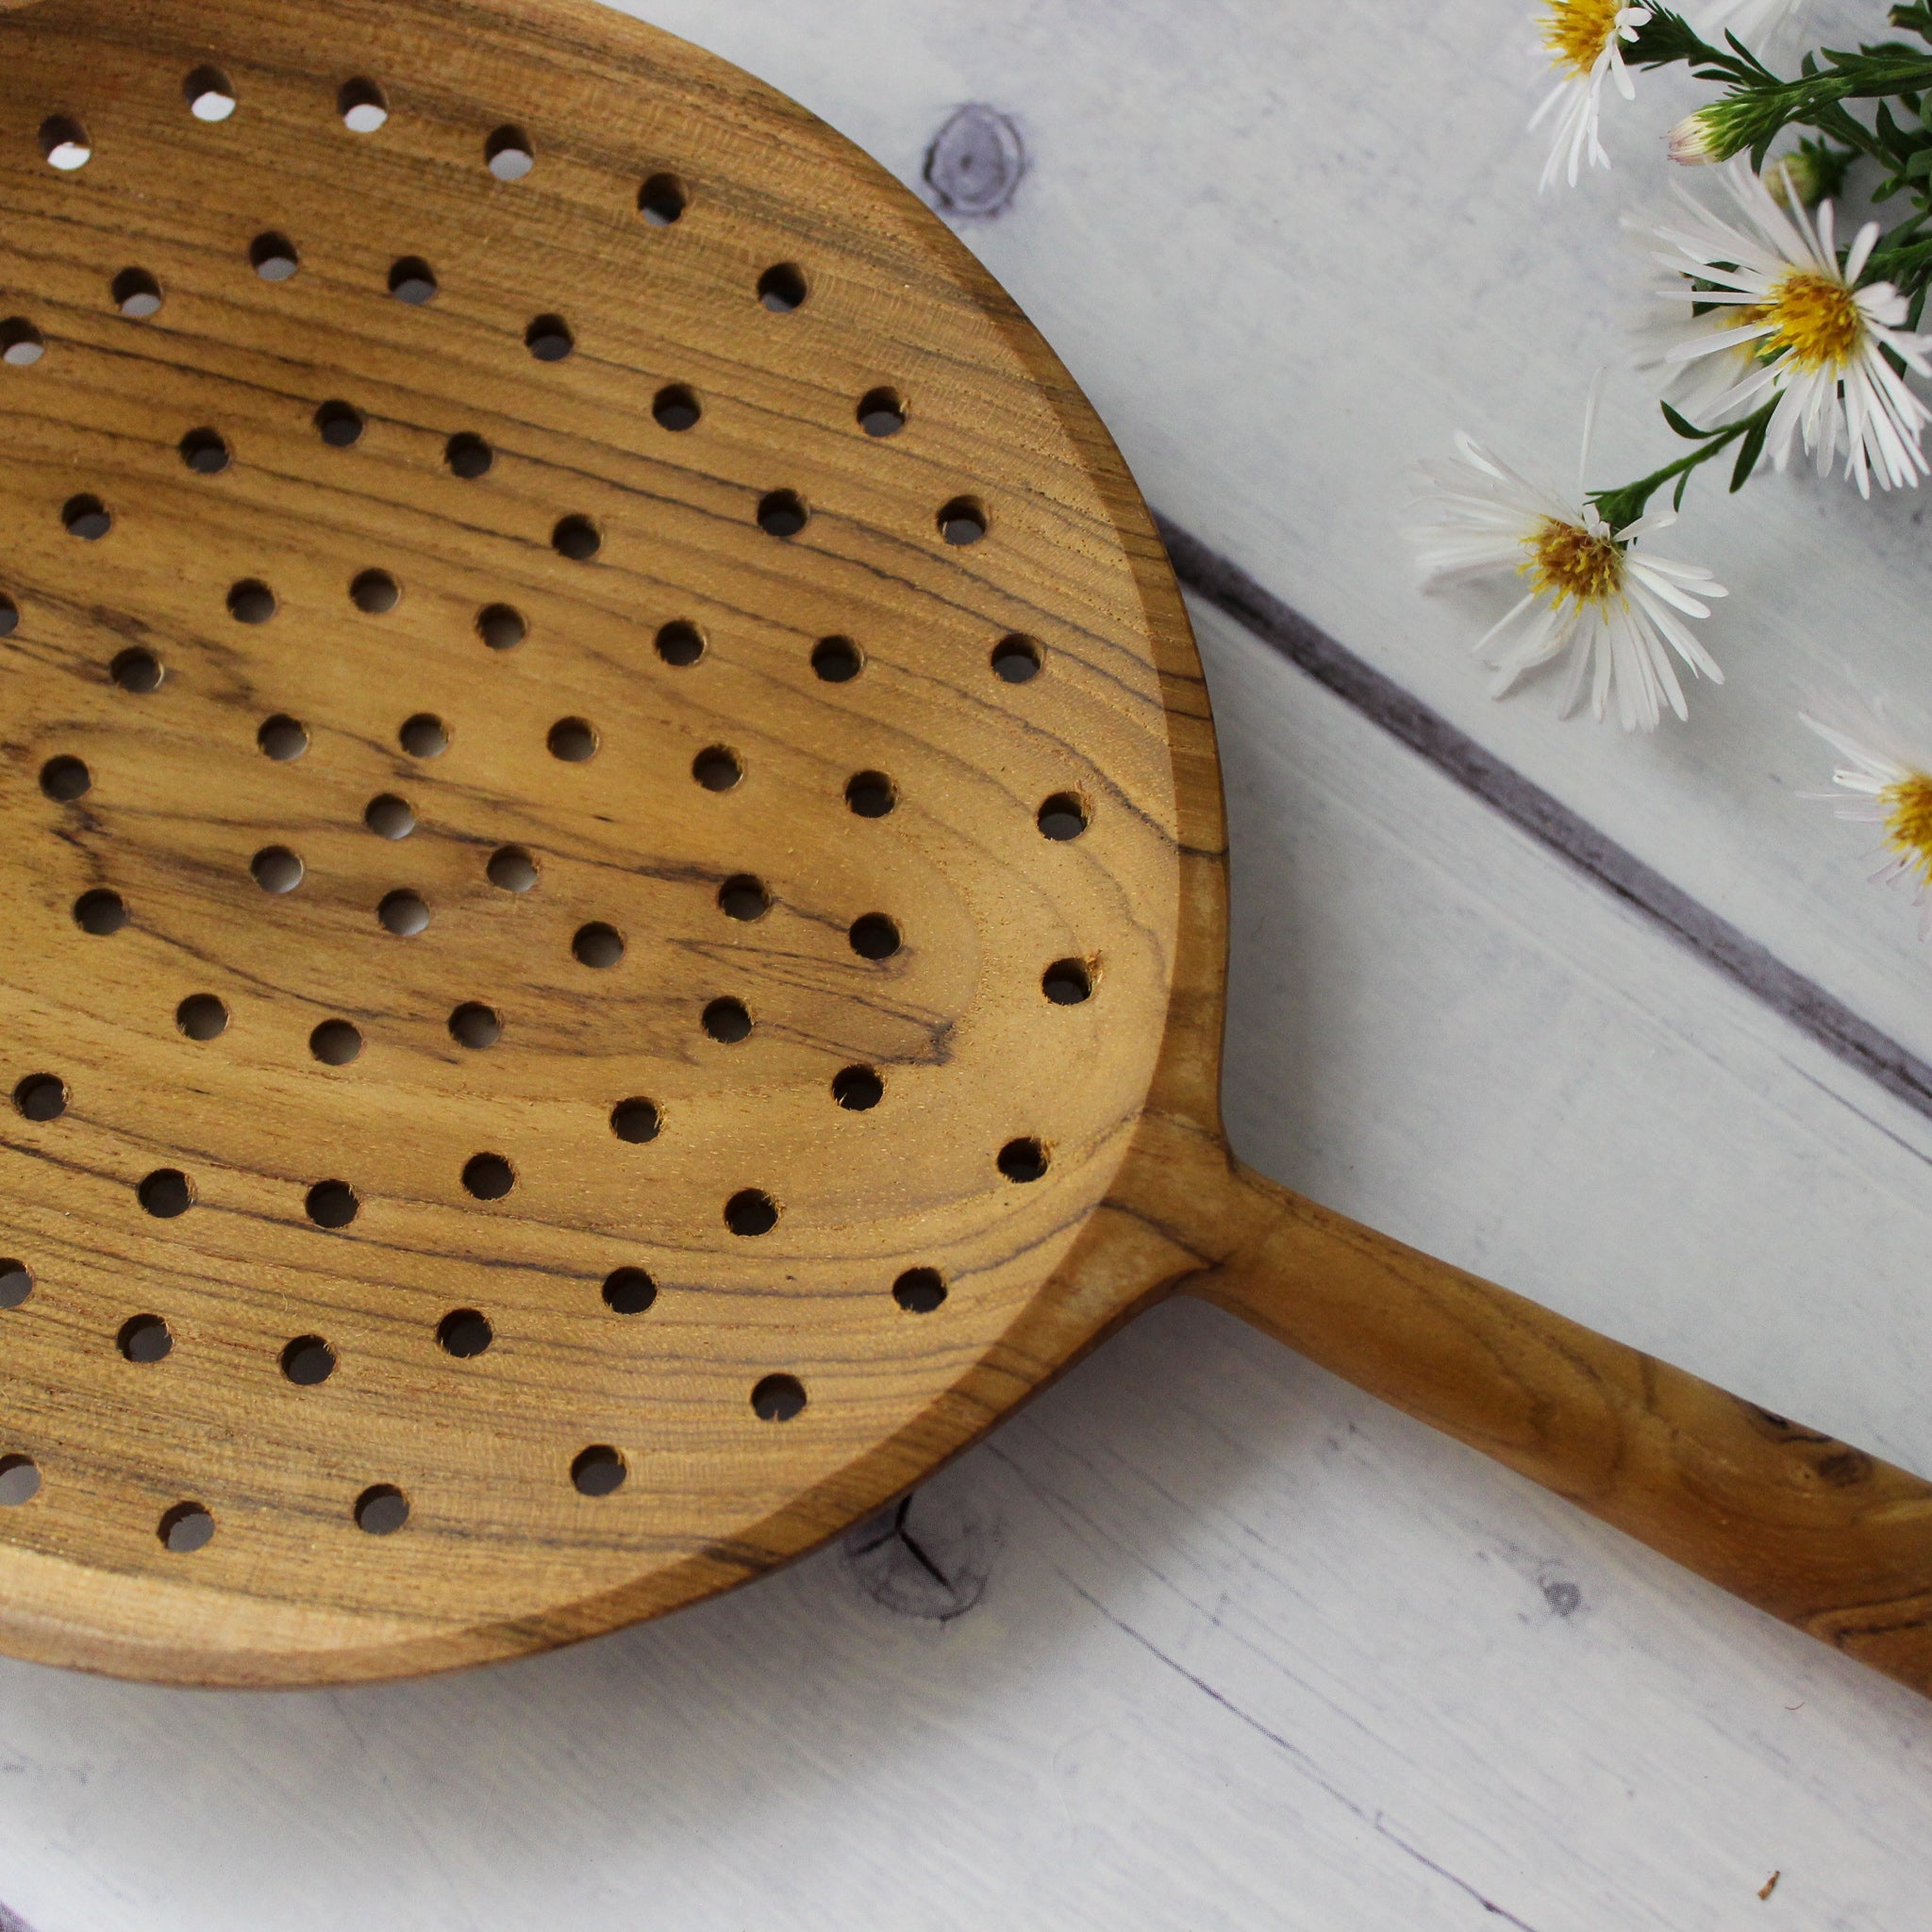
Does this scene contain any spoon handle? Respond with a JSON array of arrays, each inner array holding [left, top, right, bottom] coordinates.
[[1180, 1158, 1932, 1698]]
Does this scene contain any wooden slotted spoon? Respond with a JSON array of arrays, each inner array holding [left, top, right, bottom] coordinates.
[[5, 0, 1932, 1693]]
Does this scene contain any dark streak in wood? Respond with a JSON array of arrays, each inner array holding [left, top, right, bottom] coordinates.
[[1156, 514, 1932, 1133]]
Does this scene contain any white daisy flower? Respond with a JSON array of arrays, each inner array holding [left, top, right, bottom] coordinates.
[[1800, 699, 1932, 938], [1641, 159, 1932, 496], [1693, 0, 1813, 46], [1408, 420, 1726, 732], [1531, 1, 1652, 192]]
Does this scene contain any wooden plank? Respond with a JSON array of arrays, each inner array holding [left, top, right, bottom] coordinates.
[[4, 598, 1932, 1930]]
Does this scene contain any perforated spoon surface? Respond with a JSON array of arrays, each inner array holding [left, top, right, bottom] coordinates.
[[13, 0, 1932, 1702], [0, 0, 1215, 1682]]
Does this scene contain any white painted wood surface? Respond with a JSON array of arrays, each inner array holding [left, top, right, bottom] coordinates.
[[4, 2, 1932, 1927]]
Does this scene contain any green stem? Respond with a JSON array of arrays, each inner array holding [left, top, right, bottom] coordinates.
[[1589, 400, 1778, 530], [1688, 54, 1932, 165]]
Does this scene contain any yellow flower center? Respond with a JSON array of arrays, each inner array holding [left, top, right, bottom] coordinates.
[[1883, 775, 1932, 885], [1763, 269, 1864, 371], [1523, 517, 1624, 608], [1541, 0, 1623, 78]]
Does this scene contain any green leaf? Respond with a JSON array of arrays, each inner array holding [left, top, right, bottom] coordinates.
[[1730, 419, 1769, 492], [1875, 99, 1915, 160], [1660, 402, 1719, 441], [1894, 3, 1932, 45]]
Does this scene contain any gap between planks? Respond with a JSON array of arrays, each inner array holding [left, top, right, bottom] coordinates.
[[1156, 514, 1932, 1131]]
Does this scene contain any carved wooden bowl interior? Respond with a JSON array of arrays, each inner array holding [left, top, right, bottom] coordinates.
[[0, 0, 1202, 1683]]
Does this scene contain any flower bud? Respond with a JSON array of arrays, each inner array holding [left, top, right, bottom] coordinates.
[[1763, 149, 1824, 209], [1668, 108, 1724, 166]]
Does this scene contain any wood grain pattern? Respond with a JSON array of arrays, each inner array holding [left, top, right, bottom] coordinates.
[[0, 0, 1208, 1683]]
